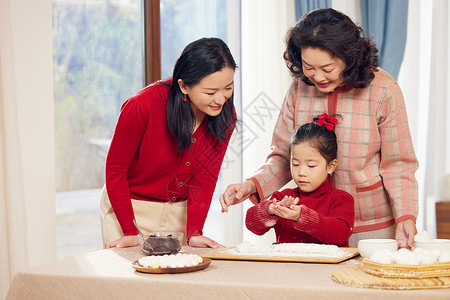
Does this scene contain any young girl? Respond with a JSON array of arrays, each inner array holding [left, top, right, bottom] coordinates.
[[101, 37, 237, 249], [245, 114, 354, 247]]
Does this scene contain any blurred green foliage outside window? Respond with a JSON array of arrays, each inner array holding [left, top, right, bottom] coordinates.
[[53, 0, 229, 192]]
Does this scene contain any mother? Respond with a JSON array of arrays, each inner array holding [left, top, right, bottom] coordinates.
[[220, 8, 418, 248], [101, 37, 237, 249]]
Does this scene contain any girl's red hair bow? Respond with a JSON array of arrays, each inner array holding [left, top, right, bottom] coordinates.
[[316, 113, 337, 130]]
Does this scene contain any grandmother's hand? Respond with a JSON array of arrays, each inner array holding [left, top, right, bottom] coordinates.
[[219, 180, 256, 213], [395, 219, 417, 249], [105, 235, 138, 249]]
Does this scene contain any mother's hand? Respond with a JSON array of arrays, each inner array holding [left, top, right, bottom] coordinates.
[[188, 236, 225, 248], [105, 235, 139, 249], [219, 180, 256, 213]]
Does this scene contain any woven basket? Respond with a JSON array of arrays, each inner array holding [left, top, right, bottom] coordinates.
[[362, 258, 450, 278], [332, 265, 450, 289]]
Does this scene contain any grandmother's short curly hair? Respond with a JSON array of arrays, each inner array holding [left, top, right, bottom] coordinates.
[[283, 8, 379, 88]]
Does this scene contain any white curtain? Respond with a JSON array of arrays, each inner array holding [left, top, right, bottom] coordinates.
[[240, 0, 296, 244], [0, 0, 55, 298], [398, 0, 450, 236]]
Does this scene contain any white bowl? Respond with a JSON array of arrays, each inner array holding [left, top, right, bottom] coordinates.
[[415, 239, 450, 251], [358, 239, 398, 258]]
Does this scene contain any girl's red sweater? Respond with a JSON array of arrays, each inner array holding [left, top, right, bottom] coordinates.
[[245, 178, 355, 247]]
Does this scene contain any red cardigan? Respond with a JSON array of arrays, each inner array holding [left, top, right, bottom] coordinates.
[[245, 178, 355, 247], [105, 78, 233, 239]]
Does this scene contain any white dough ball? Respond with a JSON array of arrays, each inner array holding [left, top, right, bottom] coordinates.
[[421, 253, 438, 264], [392, 250, 406, 264], [414, 254, 424, 264], [396, 252, 419, 265], [439, 250, 450, 263], [421, 249, 432, 256], [431, 248, 442, 258], [371, 249, 393, 257], [370, 253, 393, 264], [373, 247, 447, 265], [369, 249, 394, 264], [397, 248, 410, 254], [413, 247, 424, 254]]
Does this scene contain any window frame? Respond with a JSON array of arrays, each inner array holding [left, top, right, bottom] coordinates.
[[144, 0, 161, 85]]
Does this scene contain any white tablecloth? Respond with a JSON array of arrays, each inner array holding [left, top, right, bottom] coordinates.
[[6, 246, 450, 299]]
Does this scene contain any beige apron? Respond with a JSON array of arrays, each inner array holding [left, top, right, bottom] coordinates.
[[100, 185, 187, 246]]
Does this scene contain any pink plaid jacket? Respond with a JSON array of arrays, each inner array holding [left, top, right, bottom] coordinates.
[[249, 69, 419, 232]]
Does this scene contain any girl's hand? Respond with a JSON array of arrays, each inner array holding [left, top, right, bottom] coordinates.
[[277, 196, 299, 208], [188, 235, 226, 248], [105, 235, 138, 249], [268, 198, 279, 215], [271, 203, 302, 221]]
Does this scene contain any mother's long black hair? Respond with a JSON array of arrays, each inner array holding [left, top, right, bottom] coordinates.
[[167, 37, 237, 151]]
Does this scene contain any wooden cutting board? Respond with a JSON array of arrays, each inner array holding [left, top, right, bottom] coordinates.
[[202, 247, 359, 263]]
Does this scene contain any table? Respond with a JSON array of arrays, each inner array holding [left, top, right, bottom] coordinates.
[[6, 246, 450, 299]]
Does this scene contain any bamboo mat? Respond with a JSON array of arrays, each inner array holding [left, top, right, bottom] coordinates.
[[332, 265, 450, 290]]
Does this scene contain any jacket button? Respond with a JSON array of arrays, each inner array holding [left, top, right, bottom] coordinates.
[[171, 197, 176, 201], [185, 162, 190, 166], [178, 182, 183, 186], [191, 138, 196, 143]]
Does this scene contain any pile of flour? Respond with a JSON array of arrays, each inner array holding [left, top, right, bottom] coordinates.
[[227, 242, 344, 258]]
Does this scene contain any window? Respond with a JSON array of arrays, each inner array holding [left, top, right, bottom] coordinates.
[[53, 0, 241, 258], [53, 0, 144, 258]]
